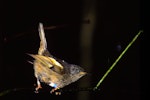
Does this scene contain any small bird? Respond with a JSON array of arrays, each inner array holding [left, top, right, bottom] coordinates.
[[28, 23, 87, 95]]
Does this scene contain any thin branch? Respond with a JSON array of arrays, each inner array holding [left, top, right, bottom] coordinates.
[[93, 30, 143, 90], [0, 87, 99, 96]]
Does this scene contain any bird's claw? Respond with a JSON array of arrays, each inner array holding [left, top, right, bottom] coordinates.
[[55, 92, 61, 95], [50, 88, 61, 95], [34, 84, 42, 93]]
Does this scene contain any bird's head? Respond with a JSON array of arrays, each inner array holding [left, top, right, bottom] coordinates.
[[69, 64, 87, 82]]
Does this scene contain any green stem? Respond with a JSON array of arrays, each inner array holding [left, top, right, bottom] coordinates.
[[93, 30, 143, 90]]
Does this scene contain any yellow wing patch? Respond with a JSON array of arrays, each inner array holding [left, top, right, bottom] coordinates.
[[29, 54, 63, 70]]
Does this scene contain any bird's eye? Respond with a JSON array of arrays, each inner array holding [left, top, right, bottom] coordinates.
[[70, 65, 80, 74]]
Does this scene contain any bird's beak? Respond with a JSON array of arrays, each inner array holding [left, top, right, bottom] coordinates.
[[80, 71, 87, 75]]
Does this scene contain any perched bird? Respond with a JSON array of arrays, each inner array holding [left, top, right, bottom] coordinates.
[[28, 23, 87, 95]]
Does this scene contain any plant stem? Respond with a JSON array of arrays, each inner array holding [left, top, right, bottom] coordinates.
[[93, 30, 143, 90]]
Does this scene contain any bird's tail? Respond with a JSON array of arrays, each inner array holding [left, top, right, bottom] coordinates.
[[38, 23, 47, 55]]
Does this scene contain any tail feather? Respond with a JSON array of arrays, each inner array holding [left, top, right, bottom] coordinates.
[[38, 23, 47, 55]]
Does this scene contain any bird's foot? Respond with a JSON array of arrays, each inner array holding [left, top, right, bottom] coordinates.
[[50, 88, 61, 95], [34, 84, 42, 93], [55, 91, 61, 95]]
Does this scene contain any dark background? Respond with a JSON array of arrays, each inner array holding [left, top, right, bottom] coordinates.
[[1, 0, 143, 100]]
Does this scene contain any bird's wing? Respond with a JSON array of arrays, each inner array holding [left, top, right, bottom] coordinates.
[[29, 54, 64, 74]]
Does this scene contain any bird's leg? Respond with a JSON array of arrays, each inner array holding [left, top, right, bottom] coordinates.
[[50, 87, 61, 95], [35, 79, 42, 93]]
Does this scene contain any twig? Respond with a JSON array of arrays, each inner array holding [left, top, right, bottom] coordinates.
[[0, 87, 99, 96], [93, 30, 143, 90]]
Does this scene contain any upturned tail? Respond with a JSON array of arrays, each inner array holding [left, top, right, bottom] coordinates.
[[38, 23, 47, 55]]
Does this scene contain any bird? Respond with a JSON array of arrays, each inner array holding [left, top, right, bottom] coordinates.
[[28, 23, 87, 95]]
